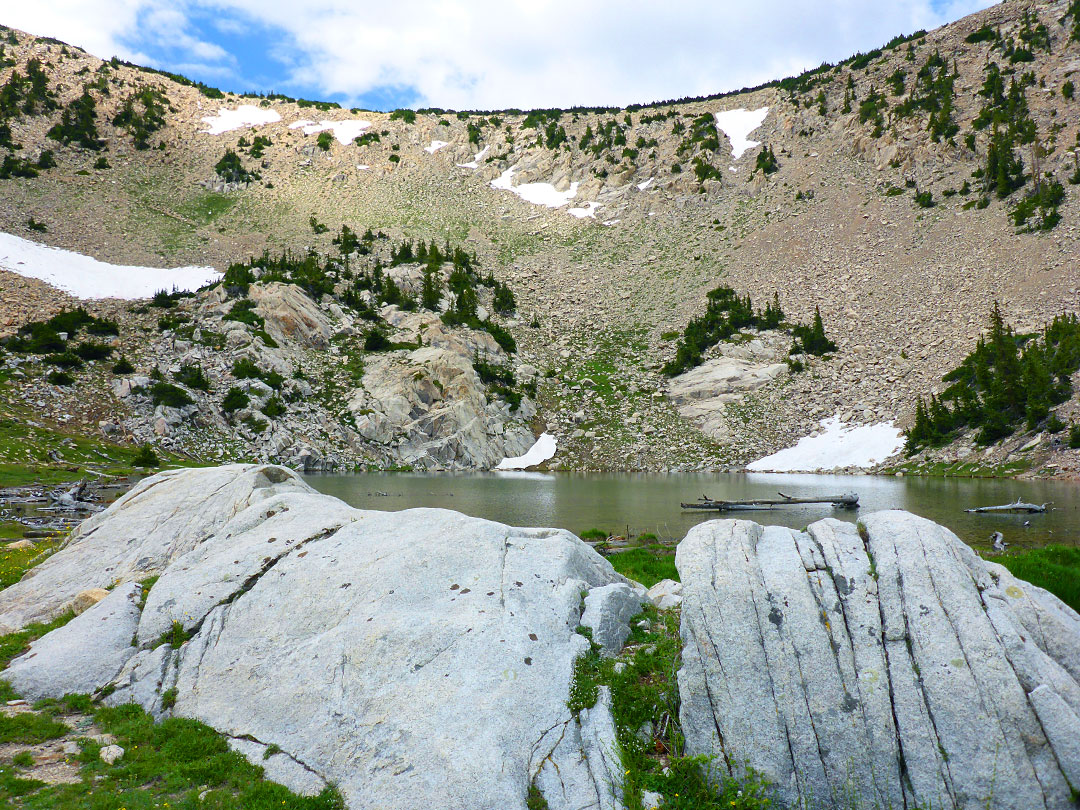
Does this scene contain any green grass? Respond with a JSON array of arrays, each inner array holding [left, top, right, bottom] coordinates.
[[0, 540, 61, 590], [0, 702, 345, 809], [175, 190, 237, 225], [606, 547, 678, 588], [997, 546, 1080, 613], [0, 712, 68, 744], [568, 606, 773, 809]]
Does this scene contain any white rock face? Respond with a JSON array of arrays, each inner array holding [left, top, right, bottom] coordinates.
[[646, 579, 682, 610], [248, 282, 334, 348], [3, 465, 645, 810], [348, 311, 535, 469], [5, 583, 141, 701], [0, 465, 309, 633], [677, 512, 1080, 810], [666, 333, 788, 441]]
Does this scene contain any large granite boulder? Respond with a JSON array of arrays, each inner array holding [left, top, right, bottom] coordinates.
[[677, 512, 1080, 810], [0, 464, 309, 633], [348, 311, 535, 470], [2, 465, 644, 810]]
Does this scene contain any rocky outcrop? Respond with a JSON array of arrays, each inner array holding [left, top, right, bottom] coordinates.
[[2, 465, 644, 810], [666, 332, 788, 441], [677, 512, 1080, 810], [248, 281, 334, 348], [349, 310, 536, 469], [0, 464, 308, 633]]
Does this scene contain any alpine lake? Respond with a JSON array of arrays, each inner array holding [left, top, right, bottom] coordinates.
[[305, 471, 1080, 552]]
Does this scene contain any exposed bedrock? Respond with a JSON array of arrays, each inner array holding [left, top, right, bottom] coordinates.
[[677, 512, 1080, 810]]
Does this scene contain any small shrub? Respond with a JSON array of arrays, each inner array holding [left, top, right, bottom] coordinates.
[[46, 370, 73, 386], [149, 382, 194, 408], [262, 397, 286, 419], [93, 156, 110, 169], [73, 341, 112, 361], [1068, 423, 1080, 448], [222, 387, 249, 414], [316, 131, 332, 151], [132, 445, 159, 467], [161, 687, 177, 710], [26, 216, 47, 232], [914, 190, 935, 208], [174, 362, 210, 391]]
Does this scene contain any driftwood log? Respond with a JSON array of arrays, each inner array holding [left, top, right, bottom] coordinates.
[[964, 499, 1048, 514], [682, 492, 859, 511]]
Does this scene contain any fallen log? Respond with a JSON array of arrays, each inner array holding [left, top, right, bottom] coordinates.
[[964, 499, 1048, 514], [682, 492, 859, 511]]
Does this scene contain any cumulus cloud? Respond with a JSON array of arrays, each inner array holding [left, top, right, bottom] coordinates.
[[7, 0, 998, 109]]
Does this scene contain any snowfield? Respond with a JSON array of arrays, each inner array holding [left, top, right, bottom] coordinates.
[[0, 232, 221, 300], [568, 201, 601, 219], [289, 119, 371, 144], [746, 416, 904, 472], [457, 145, 490, 168], [201, 105, 281, 135], [495, 433, 557, 470], [491, 168, 580, 208], [714, 107, 769, 160], [424, 140, 449, 154]]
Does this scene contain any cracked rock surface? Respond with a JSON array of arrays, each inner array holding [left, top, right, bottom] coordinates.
[[2, 464, 641, 810], [677, 512, 1080, 810]]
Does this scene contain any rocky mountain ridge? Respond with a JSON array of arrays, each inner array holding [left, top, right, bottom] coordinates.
[[1, 1, 1080, 474]]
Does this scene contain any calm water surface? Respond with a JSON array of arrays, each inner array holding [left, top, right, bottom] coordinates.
[[304, 472, 1080, 552]]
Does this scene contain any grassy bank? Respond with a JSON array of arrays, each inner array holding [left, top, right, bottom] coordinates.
[[997, 545, 1080, 613]]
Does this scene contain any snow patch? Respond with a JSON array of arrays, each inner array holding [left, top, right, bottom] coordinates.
[[714, 107, 769, 160], [491, 168, 579, 208], [495, 433, 557, 470], [568, 201, 601, 219], [289, 118, 371, 144], [201, 105, 281, 135], [424, 140, 450, 154], [356, 164, 370, 170], [0, 232, 221, 300], [746, 416, 904, 473], [637, 177, 654, 191], [457, 145, 490, 169], [602, 219, 620, 226]]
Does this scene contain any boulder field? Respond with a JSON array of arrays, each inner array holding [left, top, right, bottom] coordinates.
[[1, 464, 1078, 810]]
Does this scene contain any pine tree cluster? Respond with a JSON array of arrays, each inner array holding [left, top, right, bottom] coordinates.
[[906, 306, 1080, 453], [662, 287, 789, 376]]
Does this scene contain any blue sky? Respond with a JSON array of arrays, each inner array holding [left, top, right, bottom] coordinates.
[[9, 0, 998, 111]]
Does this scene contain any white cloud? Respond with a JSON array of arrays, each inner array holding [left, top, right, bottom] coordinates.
[[8, 0, 999, 110]]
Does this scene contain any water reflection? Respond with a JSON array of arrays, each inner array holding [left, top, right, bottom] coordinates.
[[304, 471, 1079, 551]]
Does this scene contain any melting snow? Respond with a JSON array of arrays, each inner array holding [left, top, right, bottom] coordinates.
[[637, 177, 654, 191], [714, 107, 769, 160], [424, 140, 450, 154], [356, 164, 370, 170], [289, 119, 371, 144], [0, 232, 221, 300], [491, 168, 579, 208], [495, 433, 557, 470], [746, 416, 904, 472], [201, 105, 281, 135], [457, 145, 490, 169], [568, 201, 601, 219]]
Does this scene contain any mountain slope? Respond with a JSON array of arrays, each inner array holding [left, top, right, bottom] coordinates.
[[1, 1, 1079, 476]]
